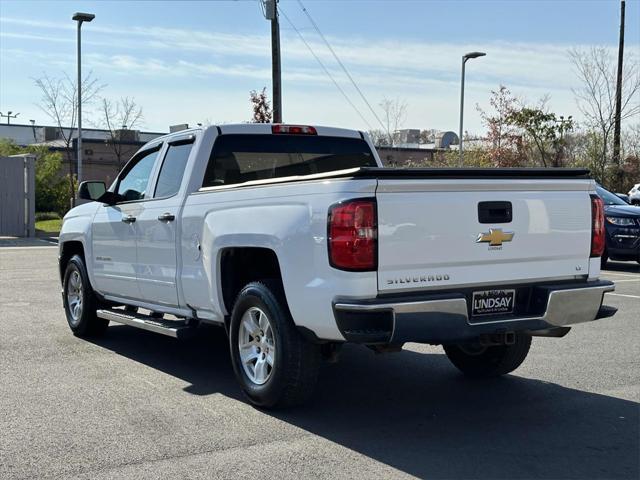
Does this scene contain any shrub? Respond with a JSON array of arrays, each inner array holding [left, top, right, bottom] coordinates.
[[35, 211, 61, 221]]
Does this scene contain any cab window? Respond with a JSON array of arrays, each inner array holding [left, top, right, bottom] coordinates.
[[154, 142, 193, 198], [116, 148, 160, 201]]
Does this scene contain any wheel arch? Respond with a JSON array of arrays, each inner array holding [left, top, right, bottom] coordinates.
[[219, 247, 285, 321], [59, 240, 86, 283]]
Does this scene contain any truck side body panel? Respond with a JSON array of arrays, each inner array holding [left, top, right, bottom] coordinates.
[[180, 178, 378, 340]]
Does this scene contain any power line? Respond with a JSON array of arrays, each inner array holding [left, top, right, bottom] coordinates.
[[296, 0, 387, 134], [279, 7, 374, 130]]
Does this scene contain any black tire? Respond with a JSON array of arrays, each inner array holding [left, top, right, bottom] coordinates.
[[62, 254, 109, 337], [229, 280, 321, 408], [443, 333, 532, 378], [601, 251, 608, 269]]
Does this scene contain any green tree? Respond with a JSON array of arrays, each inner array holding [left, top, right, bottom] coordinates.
[[507, 108, 574, 167], [476, 86, 524, 166]]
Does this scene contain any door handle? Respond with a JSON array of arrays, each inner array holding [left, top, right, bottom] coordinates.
[[121, 215, 136, 224], [157, 212, 175, 222]]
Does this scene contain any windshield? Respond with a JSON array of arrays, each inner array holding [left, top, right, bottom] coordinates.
[[596, 186, 628, 206], [203, 134, 377, 187]]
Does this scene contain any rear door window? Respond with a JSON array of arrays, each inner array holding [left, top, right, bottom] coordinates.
[[202, 134, 376, 187], [154, 141, 193, 198]]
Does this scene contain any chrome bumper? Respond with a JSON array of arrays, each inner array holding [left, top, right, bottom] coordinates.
[[333, 280, 616, 344]]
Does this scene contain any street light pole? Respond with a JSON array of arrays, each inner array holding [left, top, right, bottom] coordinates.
[[72, 12, 94, 187], [0, 111, 20, 124], [459, 51, 486, 167]]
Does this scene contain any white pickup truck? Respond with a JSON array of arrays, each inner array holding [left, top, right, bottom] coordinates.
[[59, 123, 617, 408]]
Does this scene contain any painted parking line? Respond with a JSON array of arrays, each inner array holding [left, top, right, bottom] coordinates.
[[610, 279, 640, 283], [602, 271, 640, 278], [0, 246, 58, 251], [606, 293, 640, 299]]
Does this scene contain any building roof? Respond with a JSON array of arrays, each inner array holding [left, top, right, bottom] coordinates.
[[0, 123, 166, 147]]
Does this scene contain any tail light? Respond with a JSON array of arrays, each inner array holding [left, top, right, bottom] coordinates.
[[328, 199, 377, 271], [590, 194, 605, 257], [272, 125, 317, 135]]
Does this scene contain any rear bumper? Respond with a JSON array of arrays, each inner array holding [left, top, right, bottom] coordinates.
[[333, 280, 616, 345]]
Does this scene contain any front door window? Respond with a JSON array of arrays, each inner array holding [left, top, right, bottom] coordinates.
[[116, 149, 160, 201]]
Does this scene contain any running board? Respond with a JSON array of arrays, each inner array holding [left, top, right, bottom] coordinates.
[[97, 309, 196, 339]]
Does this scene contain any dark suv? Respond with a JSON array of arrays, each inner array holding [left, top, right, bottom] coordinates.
[[596, 185, 640, 267]]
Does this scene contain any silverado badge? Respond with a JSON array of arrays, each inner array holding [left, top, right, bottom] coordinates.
[[476, 228, 514, 247]]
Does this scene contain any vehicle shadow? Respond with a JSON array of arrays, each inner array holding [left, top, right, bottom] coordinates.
[[603, 260, 640, 274], [90, 325, 639, 480]]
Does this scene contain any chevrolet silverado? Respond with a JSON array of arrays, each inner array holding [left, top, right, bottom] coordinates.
[[59, 123, 617, 408]]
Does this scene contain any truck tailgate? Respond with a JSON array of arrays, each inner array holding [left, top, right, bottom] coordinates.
[[376, 178, 594, 293]]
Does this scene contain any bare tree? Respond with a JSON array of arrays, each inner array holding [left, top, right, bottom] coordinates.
[[366, 129, 389, 147], [569, 47, 640, 184], [379, 97, 408, 146], [419, 129, 438, 144], [99, 97, 144, 170], [622, 123, 640, 161], [34, 72, 103, 202], [249, 88, 272, 123]]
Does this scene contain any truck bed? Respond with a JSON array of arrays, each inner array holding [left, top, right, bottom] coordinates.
[[198, 167, 593, 192], [351, 167, 591, 179]]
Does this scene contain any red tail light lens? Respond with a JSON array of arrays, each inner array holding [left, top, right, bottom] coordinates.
[[272, 125, 317, 135], [328, 199, 377, 271], [590, 195, 605, 257]]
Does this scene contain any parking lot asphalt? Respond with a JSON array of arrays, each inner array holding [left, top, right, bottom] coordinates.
[[0, 244, 638, 480]]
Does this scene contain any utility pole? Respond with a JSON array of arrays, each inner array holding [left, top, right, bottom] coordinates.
[[264, 0, 282, 123], [612, 0, 625, 176]]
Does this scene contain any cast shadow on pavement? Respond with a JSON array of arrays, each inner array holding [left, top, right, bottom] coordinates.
[[90, 325, 639, 480], [603, 260, 640, 274]]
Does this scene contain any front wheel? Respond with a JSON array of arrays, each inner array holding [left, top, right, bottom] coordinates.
[[229, 280, 321, 408], [443, 333, 532, 378], [62, 254, 108, 337]]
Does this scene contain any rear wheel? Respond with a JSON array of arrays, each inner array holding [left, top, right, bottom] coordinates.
[[229, 280, 321, 408], [601, 250, 608, 269], [443, 333, 532, 378], [62, 254, 108, 337]]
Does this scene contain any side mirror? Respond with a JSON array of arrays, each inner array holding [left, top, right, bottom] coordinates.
[[78, 181, 106, 201]]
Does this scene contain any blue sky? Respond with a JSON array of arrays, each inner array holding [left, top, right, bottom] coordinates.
[[1, 0, 639, 134]]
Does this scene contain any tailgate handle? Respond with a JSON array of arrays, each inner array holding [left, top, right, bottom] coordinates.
[[478, 201, 512, 224]]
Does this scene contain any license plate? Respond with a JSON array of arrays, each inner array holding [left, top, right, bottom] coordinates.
[[472, 289, 515, 316]]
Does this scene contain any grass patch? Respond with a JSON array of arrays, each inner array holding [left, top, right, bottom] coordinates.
[[35, 211, 61, 222], [35, 218, 62, 233]]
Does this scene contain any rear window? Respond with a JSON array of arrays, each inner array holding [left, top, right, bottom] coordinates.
[[202, 134, 376, 188]]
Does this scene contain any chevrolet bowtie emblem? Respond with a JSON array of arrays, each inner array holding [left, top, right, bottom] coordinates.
[[476, 228, 515, 246]]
